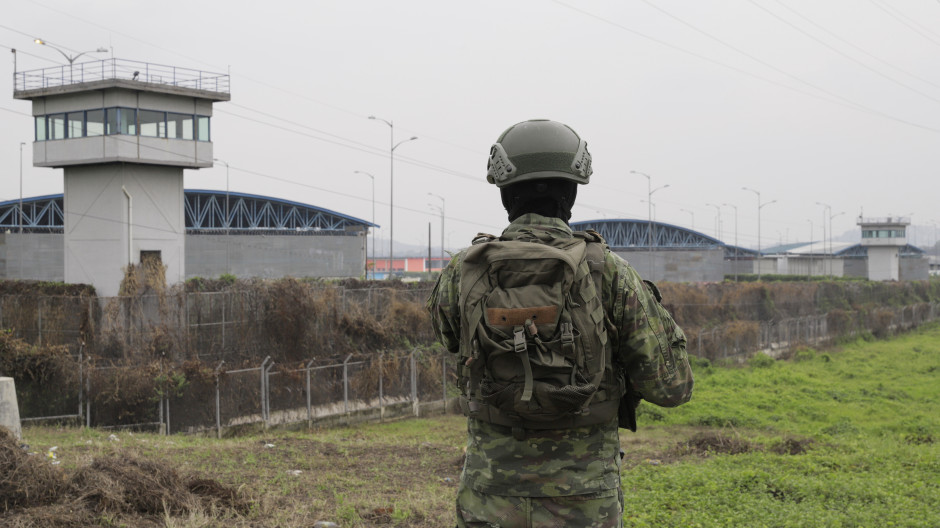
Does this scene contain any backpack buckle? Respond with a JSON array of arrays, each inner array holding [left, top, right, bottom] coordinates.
[[513, 327, 527, 353], [560, 323, 574, 344]]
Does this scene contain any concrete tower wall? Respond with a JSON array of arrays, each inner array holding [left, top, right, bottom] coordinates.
[[64, 163, 185, 296], [867, 246, 899, 281]]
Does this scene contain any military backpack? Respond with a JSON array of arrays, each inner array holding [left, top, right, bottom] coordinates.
[[456, 228, 622, 439]]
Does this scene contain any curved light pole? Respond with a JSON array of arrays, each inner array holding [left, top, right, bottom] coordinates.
[[34, 39, 107, 83], [743, 187, 776, 281], [706, 203, 722, 240], [815, 201, 831, 277], [428, 192, 445, 275], [807, 219, 815, 278], [19, 142, 26, 234], [369, 115, 417, 278], [213, 158, 231, 273], [355, 171, 376, 279], [630, 170, 668, 278], [828, 211, 845, 278], [723, 203, 738, 281], [680, 208, 694, 229]]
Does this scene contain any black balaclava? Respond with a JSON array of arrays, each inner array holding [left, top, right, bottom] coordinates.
[[500, 179, 579, 224]]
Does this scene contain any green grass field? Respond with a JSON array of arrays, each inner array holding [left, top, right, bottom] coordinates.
[[11, 324, 940, 527]]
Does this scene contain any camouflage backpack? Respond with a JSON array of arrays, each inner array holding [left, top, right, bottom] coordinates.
[[456, 229, 622, 439]]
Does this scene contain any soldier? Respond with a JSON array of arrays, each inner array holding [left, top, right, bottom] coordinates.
[[428, 119, 693, 527]]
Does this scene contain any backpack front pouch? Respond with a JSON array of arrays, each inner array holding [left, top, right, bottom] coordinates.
[[477, 282, 597, 423]]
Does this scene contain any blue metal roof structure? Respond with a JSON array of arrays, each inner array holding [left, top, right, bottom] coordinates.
[[0, 191, 377, 234], [570, 218, 757, 258], [836, 244, 925, 258]]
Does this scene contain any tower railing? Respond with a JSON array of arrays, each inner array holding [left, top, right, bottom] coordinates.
[[14, 58, 230, 95]]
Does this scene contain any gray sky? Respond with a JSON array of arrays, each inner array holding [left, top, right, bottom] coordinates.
[[3, 0, 939, 254]]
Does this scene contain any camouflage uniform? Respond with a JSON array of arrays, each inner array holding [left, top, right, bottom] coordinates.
[[428, 213, 694, 528]]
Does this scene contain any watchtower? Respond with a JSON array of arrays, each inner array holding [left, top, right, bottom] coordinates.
[[857, 215, 909, 281], [14, 59, 230, 296]]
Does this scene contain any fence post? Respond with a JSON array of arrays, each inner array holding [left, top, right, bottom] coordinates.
[[259, 356, 270, 425], [166, 396, 171, 435], [86, 365, 92, 428], [411, 349, 419, 417], [342, 354, 353, 415], [442, 349, 447, 405], [221, 293, 226, 355], [264, 361, 275, 425], [37, 298, 42, 347], [215, 360, 224, 439], [379, 350, 385, 422], [306, 358, 315, 427], [78, 342, 84, 421]]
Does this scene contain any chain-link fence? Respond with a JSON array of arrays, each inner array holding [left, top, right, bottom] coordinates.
[[17, 348, 457, 435], [4, 284, 940, 432]]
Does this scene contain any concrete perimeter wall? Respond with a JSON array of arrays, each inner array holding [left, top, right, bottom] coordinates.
[[0, 233, 64, 281], [185, 233, 365, 279], [0, 232, 365, 282], [614, 248, 725, 283]]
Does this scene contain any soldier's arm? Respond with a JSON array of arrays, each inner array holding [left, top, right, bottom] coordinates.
[[426, 254, 462, 354], [606, 255, 693, 407]]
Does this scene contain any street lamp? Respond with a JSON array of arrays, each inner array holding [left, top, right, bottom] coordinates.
[[807, 219, 814, 278], [630, 170, 669, 278], [213, 158, 231, 274], [680, 208, 694, 229], [19, 142, 26, 234], [706, 203, 722, 240], [723, 203, 738, 282], [34, 39, 107, 83], [743, 187, 776, 281], [815, 201, 831, 277], [828, 210, 845, 278], [369, 115, 417, 278], [355, 171, 376, 279], [428, 192, 445, 276]]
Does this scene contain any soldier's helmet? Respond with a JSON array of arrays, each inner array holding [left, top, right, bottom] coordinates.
[[486, 119, 592, 188]]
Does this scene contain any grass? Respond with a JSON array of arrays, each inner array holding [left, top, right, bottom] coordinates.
[[9, 324, 940, 527]]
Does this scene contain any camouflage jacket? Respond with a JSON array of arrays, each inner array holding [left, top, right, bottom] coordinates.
[[427, 213, 693, 497]]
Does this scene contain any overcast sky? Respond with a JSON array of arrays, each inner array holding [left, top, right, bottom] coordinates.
[[2, 0, 939, 255]]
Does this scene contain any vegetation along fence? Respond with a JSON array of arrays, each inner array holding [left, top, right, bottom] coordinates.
[[3, 280, 940, 433]]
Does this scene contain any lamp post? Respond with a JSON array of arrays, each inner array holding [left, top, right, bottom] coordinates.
[[630, 170, 668, 278], [680, 208, 694, 229], [743, 187, 776, 281], [706, 203, 722, 240], [428, 192, 445, 275], [828, 211, 845, 278], [369, 115, 417, 278], [807, 219, 814, 278], [815, 201, 831, 277], [34, 39, 107, 83], [723, 203, 738, 282], [213, 158, 230, 274], [355, 171, 376, 279], [19, 142, 25, 234]]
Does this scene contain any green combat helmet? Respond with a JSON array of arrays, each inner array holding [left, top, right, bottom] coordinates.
[[486, 119, 592, 188]]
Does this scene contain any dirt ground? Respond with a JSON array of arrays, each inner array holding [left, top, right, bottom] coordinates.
[[0, 421, 812, 527]]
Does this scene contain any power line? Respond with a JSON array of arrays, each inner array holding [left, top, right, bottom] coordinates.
[[772, 0, 940, 92], [868, 0, 940, 47], [551, 0, 940, 134], [747, 0, 940, 107]]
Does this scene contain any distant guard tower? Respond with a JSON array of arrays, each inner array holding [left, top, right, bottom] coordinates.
[[857, 215, 909, 281], [14, 59, 229, 296]]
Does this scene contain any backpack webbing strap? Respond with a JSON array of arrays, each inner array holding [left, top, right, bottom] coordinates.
[[514, 326, 534, 402]]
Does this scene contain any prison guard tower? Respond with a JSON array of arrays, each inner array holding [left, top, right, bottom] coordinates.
[[14, 60, 230, 296], [857, 215, 909, 281]]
